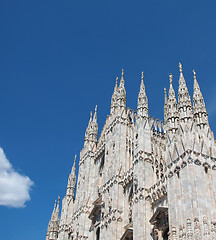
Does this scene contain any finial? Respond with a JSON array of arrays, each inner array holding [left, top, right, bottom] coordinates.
[[141, 71, 144, 82], [90, 111, 92, 120], [121, 69, 124, 78], [179, 62, 183, 73], [193, 70, 196, 80], [116, 77, 118, 85], [95, 105, 97, 112], [57, 196, 60, 204], [169, 73, 173, 84], [164, 88, 167, 94]]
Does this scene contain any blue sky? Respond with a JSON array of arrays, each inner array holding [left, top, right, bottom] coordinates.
[[0, 0, 216, 239]]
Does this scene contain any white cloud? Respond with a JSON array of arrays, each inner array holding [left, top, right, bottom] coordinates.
[[0, 147, 33, 208]]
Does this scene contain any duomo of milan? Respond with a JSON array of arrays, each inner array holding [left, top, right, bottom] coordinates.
[[46, 63, 216, 240]]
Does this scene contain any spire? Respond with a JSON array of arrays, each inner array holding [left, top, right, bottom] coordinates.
[[140, 71, 145, 89], [178, 62, 193, 121], [166, 74, 179, 133], [193, 70, 202, 93], [116, 69, 126, 113], [71, 155, 76, 174], [137, 71, 148, 119], [115, 77, 118, 90], [164, 88, 168, 104], [93, 105, 97, 123], [55, 196, 60, 218], [46, 198, 60, 240], [84, 112, 92, 145], [164, 88, 168, 124], [66, 155, 77, 198], [110, 77, 118, 115], [119, 69, 125, 88], [84, 107, 98, 147], [168, 73, 176, 100], [193, 70, 208, 127], [51, 200, 57, 219], [89, 111, 92, 125]]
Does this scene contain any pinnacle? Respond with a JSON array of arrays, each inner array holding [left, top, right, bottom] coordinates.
[[139, 71, 145, 92], [169, 73, 173, 84], [55, 196, 60, 217], [193, 70, 200, 91], [51, 198, 58, 219], [89, 111, 92, 122], [137, 71, 148, 118], [178, 62, 186, 86], [168, 74, 176, 100], [179, 62, 183, 73], [53, 200, 57, 211], [74, 155, 77, 165], [193, 70, 207, 113], [93, 105, 97, 123], [164, 88, 167, 104], [119, 69, 125, 88], [114, 77, 118, 92], [178, 63, 192, 109], [71, 155, 77, 173], [121, 69, 124, 79], [86, 111, 93, 129]]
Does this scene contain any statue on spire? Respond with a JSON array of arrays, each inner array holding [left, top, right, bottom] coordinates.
[[121, 69, 124, 79], [179, 62, 183, 73], [193, 70, 196, 79], [119, 68, 125, 88], [169, 73, 173, 84]]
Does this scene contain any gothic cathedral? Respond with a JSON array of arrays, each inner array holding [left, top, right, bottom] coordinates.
[[46, 63, 216, 240]]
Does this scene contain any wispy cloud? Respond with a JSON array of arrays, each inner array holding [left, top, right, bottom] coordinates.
[[0, 147, 33, 208]]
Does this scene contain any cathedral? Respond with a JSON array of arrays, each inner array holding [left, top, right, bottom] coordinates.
[[46, 63, 216, 240]]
